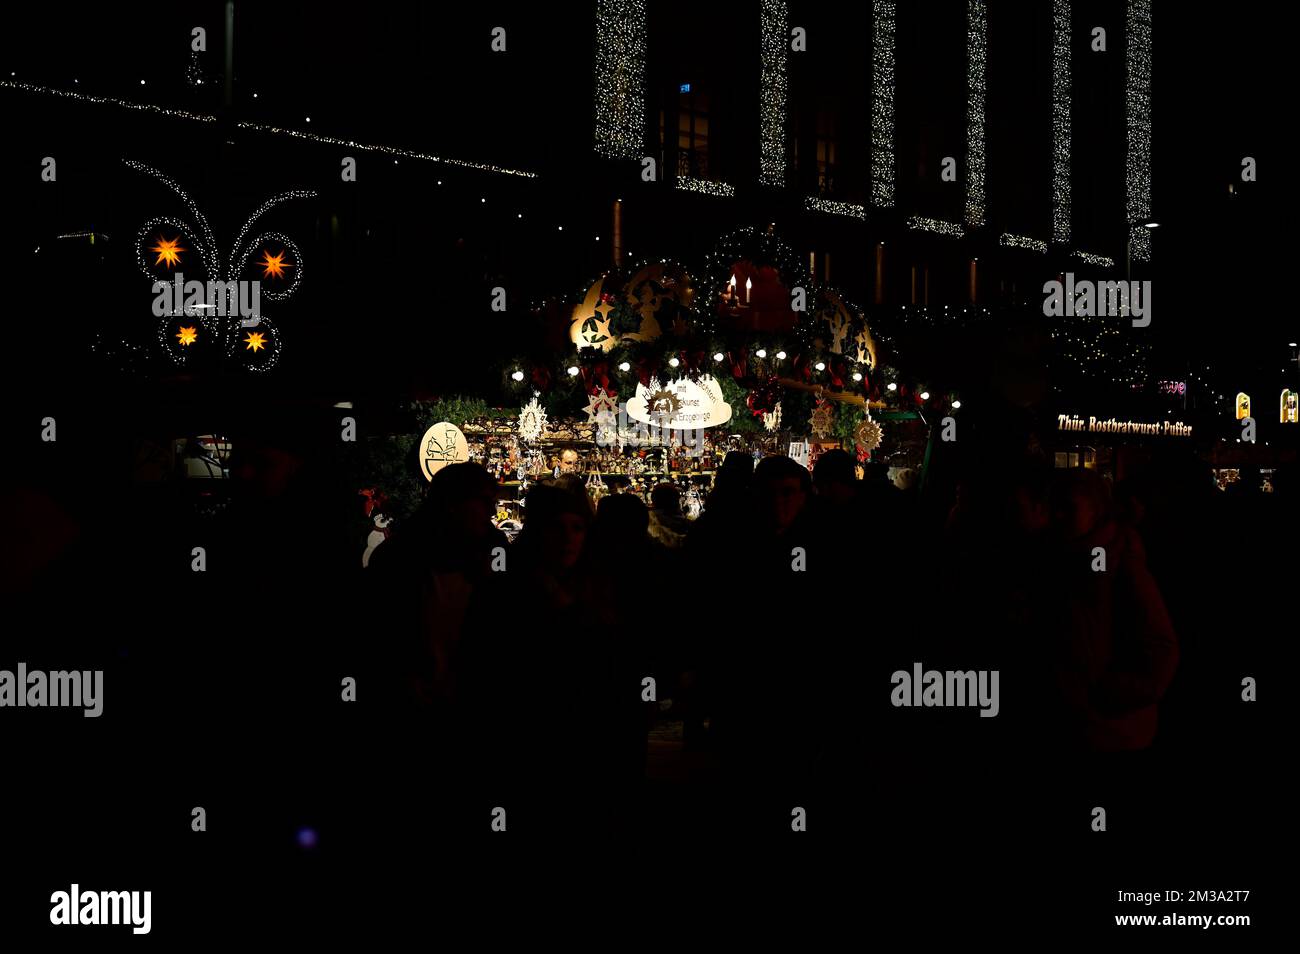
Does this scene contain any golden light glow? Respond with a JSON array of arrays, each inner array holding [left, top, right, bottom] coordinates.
[[258, 248, 292, 280], [150, 235, 186, 269], [176, 325, 198, 346], [243, 331, 268, 352]]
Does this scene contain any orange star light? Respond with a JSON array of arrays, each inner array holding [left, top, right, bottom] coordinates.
[[243, 331, 268, 352], [150, 235, 186, 269], [176, 325, 198, 346], [258, 248, 292, 280]]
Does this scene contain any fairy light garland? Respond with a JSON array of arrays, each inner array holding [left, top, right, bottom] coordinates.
[[235, 122, 537, 177], [1073, 250, 1115, 268], [965, 0, 987, 229], [1052, 0, 1072, 244], [759, 0, 789, 188], [1126, 0, 1153, 261], [906, 217, 964, 238], [871, 0, 896, 207], [593, 0, 648, 160], [999, 233, 1048, 253], [123, 160, 315, 373], [1, 82, 536, 178], [805, 197, 867, 220], [676, 177, 736, 197], [0, 80, 216, 122]]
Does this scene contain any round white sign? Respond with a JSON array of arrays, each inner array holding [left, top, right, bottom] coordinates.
[[418, 421, 469, 481]]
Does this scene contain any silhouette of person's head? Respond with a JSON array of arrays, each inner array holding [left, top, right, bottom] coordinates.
[[1051, 469, 1111, 540], [651, 482, 681, 514], [755, 454, 811, 534], [424, 463, 499, 540], [813, 448, 858, 506], [521, 481, 591, 570]]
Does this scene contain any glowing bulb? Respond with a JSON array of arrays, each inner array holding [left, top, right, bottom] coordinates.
[[952, 400, 962, 409], [815, 362, 826, 371], [511, 370, 524, 382], [756, 349, 767, 359], [920, 391, 931, 401], [776, 351, 787, 360], [713, 352, 725, 362], [887, 383, 897, 392], [852, 372, 863, 382], [668, 357, 680, 368], [567, 366, 579, 376], [619, 362, 631, 372]]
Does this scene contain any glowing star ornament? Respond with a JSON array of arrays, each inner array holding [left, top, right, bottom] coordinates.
[[124, 159, 315, 376], [518, 394, 548, 444], [854, 413, 884, 453], [584, 387, 619, 424], [176, 325, 198, 346], [258, 248, 292, 280], [150, 235, 186, 268]]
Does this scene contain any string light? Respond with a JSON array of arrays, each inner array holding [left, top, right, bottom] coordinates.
[[759, 0, 789, 188], [1052, 0, 1071, 244], [756, 349, 767, 359], [906, 216, 964, 238], [0, 82, 537, 178], [871, 0, 896, 207], [1126, 0, 1153, 261], [676, 176, 735, 197], [236, 121, 537, 177], [512, 370, 525, 381], [805, 196, 866, 219], [593, 0, 647, 160], [1000, 233, 1048, 253], [2, 79, 215, 122], [776, 351, 787, 360], [1073, 250, 1115, 267], [966, 0, 987, 228]]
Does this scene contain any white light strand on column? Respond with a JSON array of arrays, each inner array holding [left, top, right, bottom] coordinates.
[[1052, 0, 1072, 244], [594, 0, 648, 160], [1126, 0, 1153, 261], [966, 0, 987, 228], [871, 0, 896, 207], [759, 0, 790, 187]]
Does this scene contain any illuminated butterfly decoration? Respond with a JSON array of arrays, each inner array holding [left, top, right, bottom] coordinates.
[[127, 159, 316, 373]]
